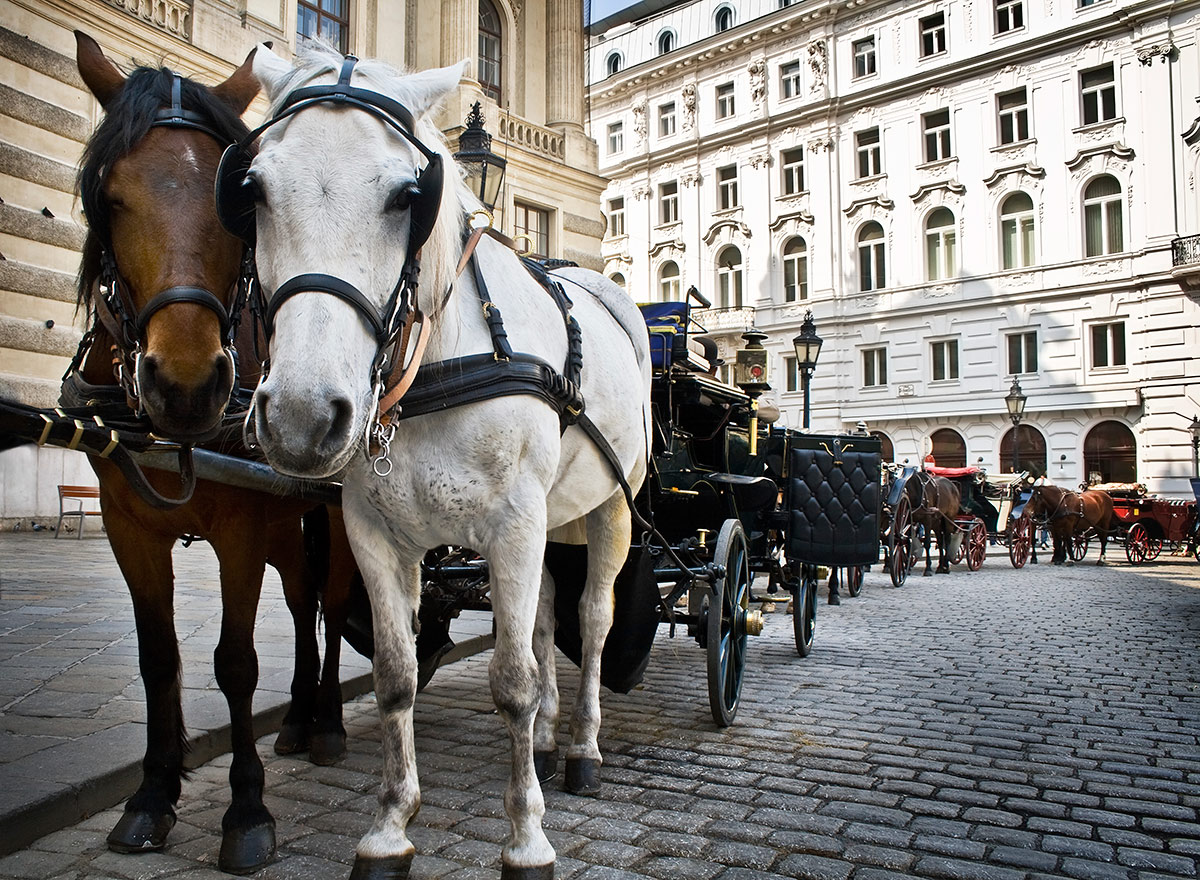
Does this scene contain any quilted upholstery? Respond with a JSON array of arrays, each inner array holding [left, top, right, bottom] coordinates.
[[788, 436, 882, 566]]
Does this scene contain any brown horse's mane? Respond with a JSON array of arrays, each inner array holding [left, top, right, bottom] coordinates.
[[76, 65, 251, 313]]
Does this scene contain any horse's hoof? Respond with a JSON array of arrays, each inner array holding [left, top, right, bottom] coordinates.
[[534, 748, 559, 783], [218, 821, 276, 875], [107, 809, 175, 852], [309, 730, 347, 766], [349, 853, 414, 880], [274, 722, 310, 755], [501, 863, 555, 880], [565, 757, 601, 796], [922, 571, 932, 577]]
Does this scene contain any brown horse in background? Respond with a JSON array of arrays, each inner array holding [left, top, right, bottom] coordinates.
[[71, 33, 360, 874], [908, 470, 963, 575], [1025, 482, 1114, 565]]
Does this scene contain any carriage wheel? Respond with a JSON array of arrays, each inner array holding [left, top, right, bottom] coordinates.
[[792, 564, 818, 657], [1146, 535, 1163, 561], [845, 566, 864, 597], [706, 519, 752, 727], [1125, 523, 1150, 565], [1008, 513, 1032, 569], [950, 520, 969, 566], [966, 519, 987, 571], [889, 496, 912, 588], [1068, 533, 1089, 562]]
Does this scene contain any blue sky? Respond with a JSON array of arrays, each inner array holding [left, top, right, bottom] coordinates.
[[587, 0, 639, 24]]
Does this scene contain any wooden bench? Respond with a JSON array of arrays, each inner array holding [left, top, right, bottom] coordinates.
[[56, 485, 102, 539]]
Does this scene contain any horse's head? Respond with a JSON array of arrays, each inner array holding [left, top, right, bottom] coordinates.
[[242, 44, 468, 478], [75, 32, 259, 440]]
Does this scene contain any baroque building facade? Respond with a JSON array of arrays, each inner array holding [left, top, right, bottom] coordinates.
[[587, 0, 1200, 497], [0, 0, 602, 523]]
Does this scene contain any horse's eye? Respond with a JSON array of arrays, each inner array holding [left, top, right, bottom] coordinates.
[[242, 173, 265, 205], [387, 183, 420, 213]]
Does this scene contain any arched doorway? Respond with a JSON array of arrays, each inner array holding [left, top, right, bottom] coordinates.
[[1083, 421, 1137, 484], [929, 428, 966, 468], [1000, 424, 1047, 477], [871, 431, 894, 462]]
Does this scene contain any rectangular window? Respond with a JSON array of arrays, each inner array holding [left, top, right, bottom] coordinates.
[[659, 102, 676, 137], [859, 237, 886, 291], [780, 60, 802, 99], [784, 356, 799, 392], [607, 197, 625, 237], [781, 147, 805, 195], [920, 12, 947, 57], [1081, 65, 1117, 125], [716, 82, 736, 119], [853, 37, 876, 79], [607, 122, 623, 154], [659, 180, 679, 225], [996, 0, 1024, 33], [856, 128, 882, 178], [1007, 331, 1038, 374], [931, 339, 960, 381], [863, 347, 888, 387], [923, 108, 952, 162], [997, 88, 1030, 144], [717, 164, 739, 210], [297, 0, 349, 53], [1091, 321, 1127, 369], [514, 202, 550, 259]]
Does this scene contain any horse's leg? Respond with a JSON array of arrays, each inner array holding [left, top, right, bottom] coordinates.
[[532, 564, 560, 783], [936, 521, 951, 574], [310, 506, 356, 764], [268, 515, 320, 758], [208, 529, 276, 874], [1052, 527, 1065, 565], [827, 567, 841, 604], [564, 493, 630, 796], [922, 522, 934, 576], [104, 516, 185, 854]]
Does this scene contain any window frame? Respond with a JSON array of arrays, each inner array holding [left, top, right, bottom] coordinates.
[[1081, 64, 1117, 125], [513, 201, 550, 259], [920, 12, 947, 58], [852, 36, 877, 79], [857, 222, 887, 291], [605, 51, 622, 77], [856, 127, 882, 179], [783, 355, 799, 392], [657, 29, 676, 55], [1089, 320, 1127, 371], [607, 197, 625, 238], [781, 146, 806, 195], [780, 60, 802, 100], [607, 121, 623, 154], [782, 237, 808, 303], [297, 0, 349, 53], [1000, 191, 1036, 269], [478, 0, 503, 102], [1006, 330, 1038, 375], [659, 260, 681, 301], [924, 207, 957, 281], [930, 338, 961, 382], [717, 164, 739, 211], [658, 101, 677, 138], [716, 82, 736, 119], [862, 346, 888, 388], [922, 108, 952, 163], [995, 0, 1024, 34], [717, 246, 744, 309], [1083, 175, 1124, 257], [997, 87, 1030, 144], [715, 5, 735, 32], [659, 180, 679, 225]]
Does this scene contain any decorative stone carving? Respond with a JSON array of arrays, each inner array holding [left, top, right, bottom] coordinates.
[[1138, 41, 1175, 64], [1000, 272, 1036, 290], [1083, 260, 1120, 276], [808, 40, 827, 92], [749, 152, 772, 169], [703, 217, 752, 245], [749, 59, 767, 105], [921, 283, 956, 299], [854, 295, 881, 309], [632, 99, 647, 143], [681, 83, 697, 132], [681, 169, 703, 187], [983, 163, 1046, 191]]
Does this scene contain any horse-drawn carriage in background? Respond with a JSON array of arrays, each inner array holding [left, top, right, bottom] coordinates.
[[1089, 481, 1200, 565]]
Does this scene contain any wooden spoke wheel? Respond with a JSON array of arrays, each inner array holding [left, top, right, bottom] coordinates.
[[889, 495, 913, 588], [1008, 513, 1032, 569], [1145, 533, 1163, 561], [706, 519, 752, 727], [845, 565, 864, 597], [1068, 533, 1089, 562], [1125, 522, 1151, 565], [965, 519, 987, 571], [792, 563, 818, 658]]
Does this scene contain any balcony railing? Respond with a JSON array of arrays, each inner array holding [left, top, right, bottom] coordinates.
[[692, 306, 756, 334], [1172, 234, 1200, 267]]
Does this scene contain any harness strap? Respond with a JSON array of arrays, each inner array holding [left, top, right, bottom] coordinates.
[[136, 286, 231, 338], [393, 353, 581, 420]]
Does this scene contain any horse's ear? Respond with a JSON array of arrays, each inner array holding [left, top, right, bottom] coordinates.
[[75, 30, 124, 108], [252, 42, 294, 102], [396, 60, 469, 118], [213, 44, 266, 116]]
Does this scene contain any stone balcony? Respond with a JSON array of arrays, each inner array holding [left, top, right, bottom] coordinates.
[[1171, 234, 1200, 295]]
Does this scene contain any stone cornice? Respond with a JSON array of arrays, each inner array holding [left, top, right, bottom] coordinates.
[[1065, 142, 1136, 171]]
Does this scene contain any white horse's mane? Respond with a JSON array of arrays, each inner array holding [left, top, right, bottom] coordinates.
[[270, 42, 476, 314]]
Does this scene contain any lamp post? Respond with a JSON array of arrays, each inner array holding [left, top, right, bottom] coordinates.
[[1189, 415, 1200, 478], [454, 102, 507, 213], [792, 310, 823, 430], [1004, 377, 1027, 476], [735, 328, 770, 456]]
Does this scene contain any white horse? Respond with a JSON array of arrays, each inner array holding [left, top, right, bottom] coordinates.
[[241, 44, 651, 880]]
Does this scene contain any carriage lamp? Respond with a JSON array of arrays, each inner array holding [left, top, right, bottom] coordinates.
[[454, 102, 507, 213], [1004, 378, 1027, 476], [736, 328, 771, 456], [1189, 415, 1200, 478], [792, 310, 822, 430]]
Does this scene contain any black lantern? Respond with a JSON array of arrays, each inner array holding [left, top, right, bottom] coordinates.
[[1189, 414, 1200, 478], [735, 328, 770, 456], [454, 101, 507, 212], [1004, 378, 1027, 475], [791, 310, 822, 429]]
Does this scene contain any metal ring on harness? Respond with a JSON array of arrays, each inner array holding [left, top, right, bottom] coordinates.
[[512, 234, 534, 257]]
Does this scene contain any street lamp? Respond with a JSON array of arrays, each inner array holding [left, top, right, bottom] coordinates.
[[454, 101, 507, 212], [1004, 377, 1027, 476], [1189, 415, 1200, 478], [735, 327, 770, 456], [791, 310, 823, 430]]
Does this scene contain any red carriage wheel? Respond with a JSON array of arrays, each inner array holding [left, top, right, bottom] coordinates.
[[1145, 535, 1163, 561], [966, 519, 987, 571], [1068, 533, 1089, 562], [1125, 522, 1150, 564], [1008, 513, 1032, 569]]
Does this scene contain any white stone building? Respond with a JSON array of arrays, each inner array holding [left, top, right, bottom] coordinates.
[[587, 0, 1200, 497]]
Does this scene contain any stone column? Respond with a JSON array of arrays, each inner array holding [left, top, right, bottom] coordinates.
[[441, 0, 478, 75], [546, 0, 583, 130]]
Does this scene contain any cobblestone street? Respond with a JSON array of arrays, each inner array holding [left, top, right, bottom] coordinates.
[[2, 548, 1199, 880]]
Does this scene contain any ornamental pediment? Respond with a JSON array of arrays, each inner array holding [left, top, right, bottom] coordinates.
[[843, 195, 895, 218], [910, 180, 967, 204], [703, 217, 752, 246], [983, 163, 1045, 190], [769, 209, 815, 232], [1065, 142, 1135, 173]]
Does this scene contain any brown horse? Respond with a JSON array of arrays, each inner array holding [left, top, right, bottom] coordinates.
[[1025, 482, 1114, 565], [71, 33, 358, 874], [908, 470, 963, 575]]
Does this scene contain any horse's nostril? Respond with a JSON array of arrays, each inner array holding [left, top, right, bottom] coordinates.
[[327, 396, 353, 446]]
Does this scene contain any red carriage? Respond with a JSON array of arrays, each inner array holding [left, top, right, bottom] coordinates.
[[1090, 481, 1200, 565]]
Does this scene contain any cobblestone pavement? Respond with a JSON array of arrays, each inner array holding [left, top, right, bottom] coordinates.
[[2, 546, 1200, 879]]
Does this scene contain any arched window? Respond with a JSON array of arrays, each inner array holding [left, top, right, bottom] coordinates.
[[657, 29, 676, 55], [929, 428, 966, 468], [782, 237, 808, 302], [478, 0, 502, 102], [871, 431, 895, 462], [1084, 175, 1124, 257], [1000, 191, 1035, 269], [659, 261, 681, 302], [858, 222, 886, 291], [605, 51, 623, 77], [1083, 420, 1137, 484], [1000, 424, 1047, 477], [717, 246, 743, 308], [715, 5, 736, 32], [609, 272, 626, 290], [925, 207, 957, 281]]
